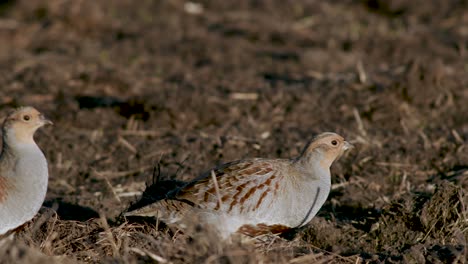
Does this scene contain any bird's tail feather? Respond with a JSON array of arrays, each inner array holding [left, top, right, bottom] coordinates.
[[124, 199, 193, 224]]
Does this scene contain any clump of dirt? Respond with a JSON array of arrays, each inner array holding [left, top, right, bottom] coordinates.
[[368, 182, 466, 262], [303, 182, 467, 262]]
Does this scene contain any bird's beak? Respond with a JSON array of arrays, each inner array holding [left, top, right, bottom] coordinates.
[[343, 141, 354, 151], [40, 114, 53, 126]]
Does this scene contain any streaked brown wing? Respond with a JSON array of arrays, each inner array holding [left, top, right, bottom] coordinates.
[[174, 158, 284, 213]]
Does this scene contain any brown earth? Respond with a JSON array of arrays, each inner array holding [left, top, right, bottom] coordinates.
[[0, 0, 467, 263]]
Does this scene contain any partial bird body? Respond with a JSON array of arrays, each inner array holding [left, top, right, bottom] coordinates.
[[0, 107, 52, 235], [126, 132, 352, 238]]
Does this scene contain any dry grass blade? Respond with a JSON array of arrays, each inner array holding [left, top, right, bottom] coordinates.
[[92, 165, 154, 180], [352, 107, 367, 137], [99, 214, 120, 258], [356, 61, 367, 84], [211, 170, 223, 210], [119, 130, 161, 137], [129, 247, 170, 263], [118, 136, 138, 154], [230, 92, 259, 100]]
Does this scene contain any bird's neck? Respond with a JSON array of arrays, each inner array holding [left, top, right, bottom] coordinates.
[[3, 127, 36, 146], [0, 134, 42, 174], [295, 150, 330, 172]]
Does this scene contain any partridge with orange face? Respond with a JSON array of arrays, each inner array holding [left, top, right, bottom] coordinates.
[[0, 107, 52, 235], [125, 132, 353, 238]]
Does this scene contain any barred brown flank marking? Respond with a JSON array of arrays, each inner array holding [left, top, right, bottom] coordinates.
[[221, 194, 230, 202], [228, 200, 238, 212], [274, 181, 280, 193], [260, 176, 273, 189], [240, 186, 256, 204], [232, 182, 248, 202], [255, 189, 268, 210]]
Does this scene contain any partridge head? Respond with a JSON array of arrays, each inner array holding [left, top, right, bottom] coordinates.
[[0, 107, 52, 235], [126, 132, 353, 238]]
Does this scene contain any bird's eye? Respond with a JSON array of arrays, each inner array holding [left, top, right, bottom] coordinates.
[[23, 115, 31, 121], [331, 140, 338, 146]]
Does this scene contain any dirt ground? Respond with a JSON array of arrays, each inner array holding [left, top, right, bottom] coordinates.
[[0, 0, 467, 263]]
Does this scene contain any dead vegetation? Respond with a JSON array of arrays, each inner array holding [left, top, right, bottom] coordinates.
[[0, 0, 467, 263]]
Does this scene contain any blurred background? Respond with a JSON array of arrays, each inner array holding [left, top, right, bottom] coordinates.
[[0, 0, 467, 263]]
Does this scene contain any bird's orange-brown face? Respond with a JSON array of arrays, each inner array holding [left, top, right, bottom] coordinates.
[[303, 132, 353, 169], [3, 107, 53, 144]]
